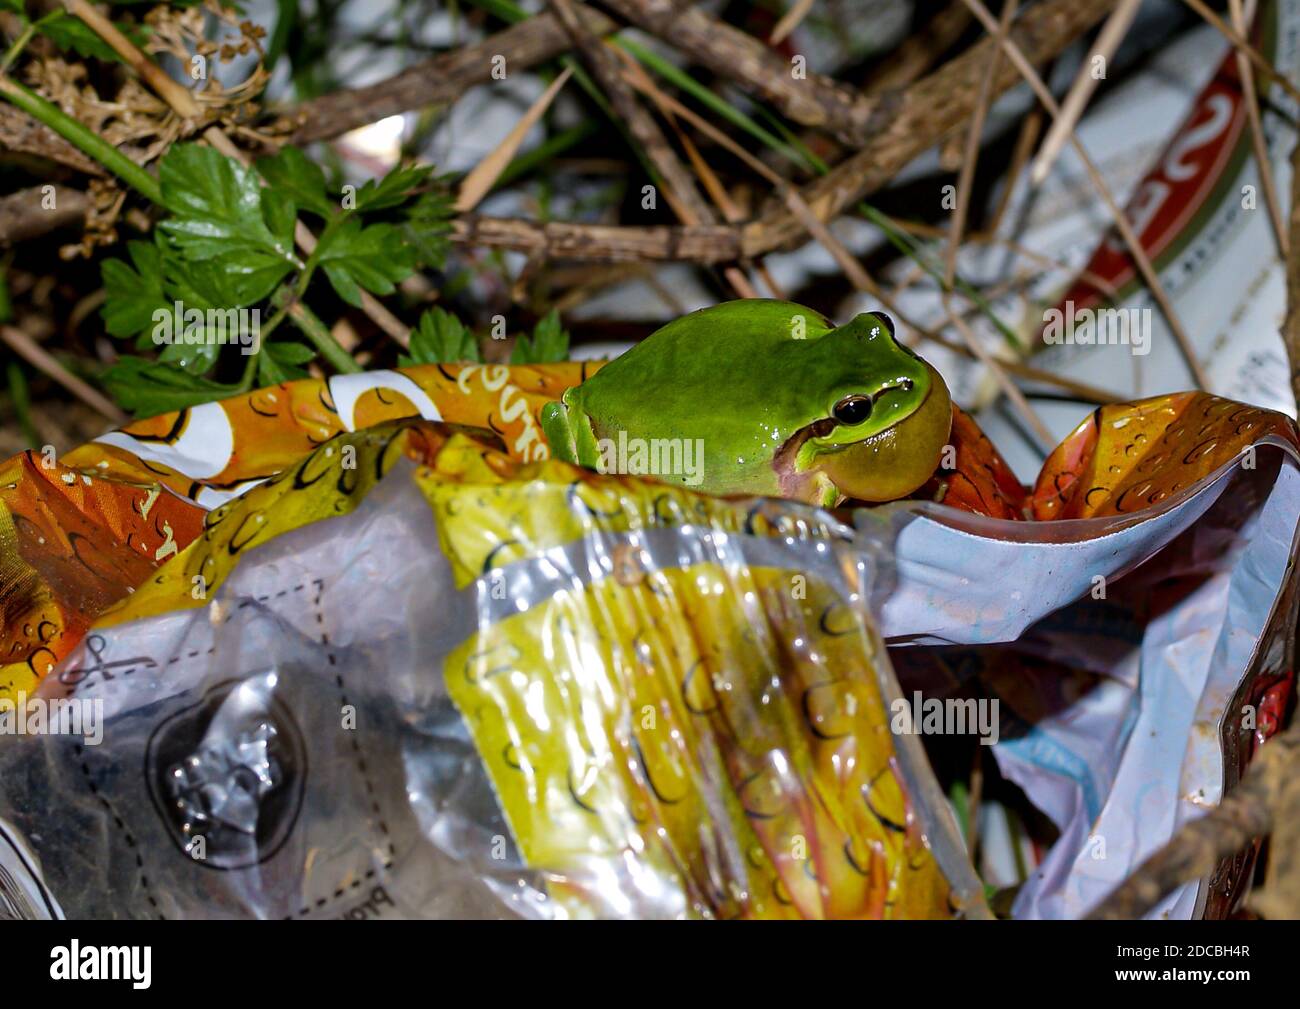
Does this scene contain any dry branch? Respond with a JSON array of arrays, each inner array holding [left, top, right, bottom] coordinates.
[[288, 9, 590, 144], [741, 0, 1117, 256], [0, 185, 89, 243], [451, 213, 738, 261], [601, 0, 874, 144], [1087, 721, 1300, 919], [439, 0, 1116, 264], [547, 0, 714, 225], [0, 324, 124, 424], [862, 2, 973, 95], [15, 0, 1115, 267], [290, 0, 881, 148], [0, 103, 108, 177], [1287, 131, 1300, 404]]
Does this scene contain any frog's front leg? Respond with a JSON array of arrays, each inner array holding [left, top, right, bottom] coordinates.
[[541, 390, 603, 468]]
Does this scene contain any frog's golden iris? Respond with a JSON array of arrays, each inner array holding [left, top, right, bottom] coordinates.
[[541, 299, 953, 506]]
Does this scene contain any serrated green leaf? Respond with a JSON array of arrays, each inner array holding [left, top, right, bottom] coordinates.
[[257, 340, 315, 384], [398, 307, 479, 366], [353, 164, 433, 212], [316, 217, 415, 307], [159, 145, 301, 286], [102, 357, 239, 417], [400, 220, 451, 271], [103, 227, 276, 356], [159, 235, 247, 311], [255, 146, 335, 218], [511, 309, 569, 364], [147, 298, 260, 367], [101, 240, 165, 338], [401, 190, 454, 269]]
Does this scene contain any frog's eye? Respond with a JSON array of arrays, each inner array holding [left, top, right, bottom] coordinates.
[[832, 395, 873, 426]]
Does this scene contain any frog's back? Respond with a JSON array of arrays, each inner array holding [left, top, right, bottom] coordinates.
[[567, 300, 836, 494], [577, 299, 832, 408]]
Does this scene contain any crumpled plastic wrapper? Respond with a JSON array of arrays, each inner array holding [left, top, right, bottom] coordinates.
[[1, 364, 1298, 919], [0, 421, 979, 919]]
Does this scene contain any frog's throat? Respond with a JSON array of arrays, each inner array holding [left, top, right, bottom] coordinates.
[[773, 366, 952, 504]]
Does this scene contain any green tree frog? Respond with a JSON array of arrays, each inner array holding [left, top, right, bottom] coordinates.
[[541, 299, 952, 506]]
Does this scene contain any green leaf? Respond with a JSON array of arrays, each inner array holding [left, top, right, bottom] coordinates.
[[262, 194, 297, 250], [158, 339, 220, 376], [158, 144, 300, 300], [265, 341, 315, 365], [315, 217, 415, 307], [399, 307, 479, 366], [1, 1, 26, 17], [33, 12, 144, 64], [101, 240, 165, 338], [102, 357, 239, 417], [352, 164, 434, 212], [102, 231, 273, 350], [257, 340, 315, 384], [159, 234, 273, 317], [255, 146, 335, 218], [401, 189, 454, 269], [511, 309, 569, 364]]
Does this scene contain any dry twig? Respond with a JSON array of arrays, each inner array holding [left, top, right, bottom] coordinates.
[[1088, 721, 1300, 919], [547, 0, 713, 226], [944, 0, 1016, 289], [769, 0, 816, 45], [961, 0, 1210, 389], [1228, 0, 1287, 258], [602, 0, 873, 143], [431, 0, 1116, 264], [862, 2, 973, 95], [456, 66, 574, 212], [0, 103, 108, 176], [288, 10, 591, 144], [1181, 0, 1300, 105], [0, 324, 124, 424], [1031, 0, 1139, 185], [0, 185, 90, 244]]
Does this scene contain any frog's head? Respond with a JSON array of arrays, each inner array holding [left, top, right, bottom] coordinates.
[[779, 312, 952, 504]]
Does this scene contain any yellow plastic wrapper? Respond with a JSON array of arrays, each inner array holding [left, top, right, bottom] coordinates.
[[426, 442, 957, 918]]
